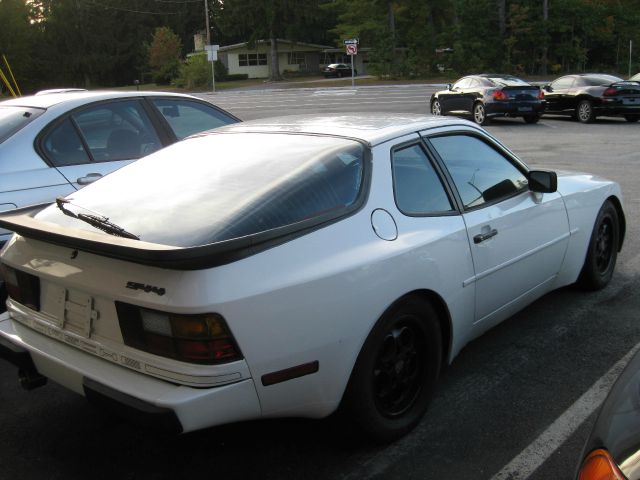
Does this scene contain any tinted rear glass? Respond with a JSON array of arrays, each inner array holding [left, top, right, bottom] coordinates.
[[583, 75, 623, 86], [36, 133, 366, 247], [487, 76, 530, 87], [0, 106, 44, 143]]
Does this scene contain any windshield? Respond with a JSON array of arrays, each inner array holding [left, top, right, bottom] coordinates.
[[36, 133, 366, 247], [0, 106, 44, 143]]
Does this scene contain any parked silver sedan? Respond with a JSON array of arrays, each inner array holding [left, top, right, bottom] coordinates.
[[0, 90, 239, 248]]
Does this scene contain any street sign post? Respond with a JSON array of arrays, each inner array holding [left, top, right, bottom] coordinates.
[[205, 45, 219, 93], [343, 39, 359, 87]]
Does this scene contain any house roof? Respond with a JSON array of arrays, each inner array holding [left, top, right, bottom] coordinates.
[[219, 39, 333, 52]]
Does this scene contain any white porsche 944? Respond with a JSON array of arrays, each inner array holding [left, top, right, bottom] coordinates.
[[0, 115, 624, 441]]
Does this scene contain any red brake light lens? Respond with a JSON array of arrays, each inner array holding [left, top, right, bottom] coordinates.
[[492, 89, 508, 101], [538, 88, 545, 99], [116, 302, 242, 364], [603, 87, 618, 96], [0, 263, 40, 311], [578, 449, 625, 480]]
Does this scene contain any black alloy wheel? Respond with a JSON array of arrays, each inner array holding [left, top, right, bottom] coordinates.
[[431, 99, 442, 116], [576, 99, 596, 123], [624, 115, 639, 122], [578, 200, 620, 290], [523, 114, 540, 124], [341, 297, 442, 442], [473, 102, 489, 125]]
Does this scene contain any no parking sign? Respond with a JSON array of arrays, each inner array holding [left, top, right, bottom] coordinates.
[[346, 44, 358, 55]]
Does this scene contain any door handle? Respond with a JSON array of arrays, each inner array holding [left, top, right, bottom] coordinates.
[[474, 228, 498, 244], [77, 173, 103, 185]]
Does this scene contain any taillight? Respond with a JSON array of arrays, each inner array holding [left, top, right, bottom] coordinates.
[[116, 302, 242, 364], [538, 88, 545, 99], [603, 87, 618, 96], [0, 263, 40, 311], [578, 449, 625, 480], [492, 89, 508, 100]]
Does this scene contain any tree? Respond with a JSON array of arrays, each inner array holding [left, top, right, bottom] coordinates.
[[217, 0, 329, 81], [148, 26, 182, 84]]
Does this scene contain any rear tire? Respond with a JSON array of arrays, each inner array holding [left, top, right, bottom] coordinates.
[[576, 100, 596, 123], [473, 102, 489, 125], [523, 114, 540, 124], [578, 200, 619, 290], [341, 297, 442, 443], [431, 99, 442, 116], [624, 115, 639, 122]]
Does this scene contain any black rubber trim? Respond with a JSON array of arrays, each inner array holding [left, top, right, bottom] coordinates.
[[0, 335, 37, 371], [83, 377, 183, 434]]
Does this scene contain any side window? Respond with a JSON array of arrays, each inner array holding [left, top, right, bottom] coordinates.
[[152, 99, 236, 140], [42, 118, 91, 166], [72, 100, 162, 162], [452, 78, 470, 90], [392, 144, 453, 215], [550, 77, 575, 90], [429, 135, 528, 209]]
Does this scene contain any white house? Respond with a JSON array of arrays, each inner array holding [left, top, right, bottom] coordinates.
[[218, 40, 334, 78]]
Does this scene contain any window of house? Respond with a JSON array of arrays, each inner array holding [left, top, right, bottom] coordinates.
[[238, 53, 267, 67], [288, 52, 306, 65]]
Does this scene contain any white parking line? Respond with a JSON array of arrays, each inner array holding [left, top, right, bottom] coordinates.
[[490, 343, 640, 480]]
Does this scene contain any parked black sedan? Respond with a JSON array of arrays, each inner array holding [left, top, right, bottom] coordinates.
[[543, 74, 640, 123], [430, 74, 545, 125], [575, 348, 640, 480], [322, 63, 357, 78]]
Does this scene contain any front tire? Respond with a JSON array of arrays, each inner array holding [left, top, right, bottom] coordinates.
[[473, 102, 489, 125], [578, 200, 619, 290], [341, 297, 442, 443], [576, 100, 596, 123]]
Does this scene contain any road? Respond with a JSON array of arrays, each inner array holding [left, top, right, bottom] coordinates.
[[1, 84, 639, 480]]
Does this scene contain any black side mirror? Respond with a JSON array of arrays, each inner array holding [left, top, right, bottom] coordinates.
[[528, 170, 557, 193], [543, 85, 552, 92], [447, 83, 452, 91]]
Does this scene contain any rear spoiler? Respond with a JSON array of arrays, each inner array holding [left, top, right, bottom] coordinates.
[[0, 203, 262, 270], [0, 201, 350, 270]]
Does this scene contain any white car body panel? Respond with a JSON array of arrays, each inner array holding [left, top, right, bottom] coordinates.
[[0, 115, 625, 432]]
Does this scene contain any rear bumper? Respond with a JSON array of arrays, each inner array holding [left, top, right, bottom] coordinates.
[[594, 102, 640, 116], [485, 101, 546, 117], [0, 314, 262, 433]]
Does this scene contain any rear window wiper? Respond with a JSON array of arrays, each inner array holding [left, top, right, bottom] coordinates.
[[55, 198, 140, 240]]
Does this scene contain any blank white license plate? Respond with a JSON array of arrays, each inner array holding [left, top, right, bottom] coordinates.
[[623, 98, 640, 105], [518, 107, 533, 112]]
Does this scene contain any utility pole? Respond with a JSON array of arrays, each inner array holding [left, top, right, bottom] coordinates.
[[204, 0, 215, 92]]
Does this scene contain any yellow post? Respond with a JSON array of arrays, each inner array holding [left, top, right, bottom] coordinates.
[[2, 55, 21, 96], [0, 67, 17, 97]]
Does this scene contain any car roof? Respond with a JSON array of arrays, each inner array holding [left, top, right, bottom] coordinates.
[[199, 113, 479, 146], [0, 90, 199, 109]]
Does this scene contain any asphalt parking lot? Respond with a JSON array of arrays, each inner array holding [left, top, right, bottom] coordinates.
[[1, 84, 638, 479]]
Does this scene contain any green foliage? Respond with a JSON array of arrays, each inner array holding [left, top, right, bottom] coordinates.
[[148, 27, 182, 85], [3, 0, 640, 91], [225, 73, 250, 81], [176, 54, 228, 89]]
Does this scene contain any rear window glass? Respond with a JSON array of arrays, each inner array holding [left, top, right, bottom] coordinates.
[[487, 76, 529, 87], [582, 75, 623, 86], [0, 106, 44, 144], [37, 133, 366, 247]]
